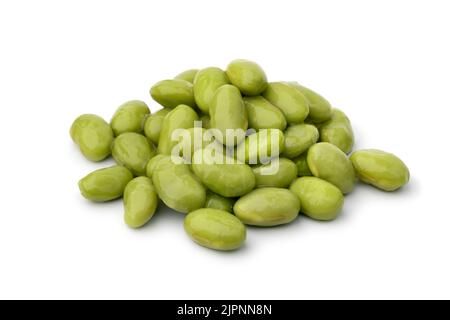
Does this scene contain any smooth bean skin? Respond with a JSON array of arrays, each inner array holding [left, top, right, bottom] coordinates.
[[174, 69, 199, 83], [145, 154, 165, 178], [70, 114, 114, 162], [143, 108, 170, 145], [262, 82, 310, 124], [191, 148, 255, 197], [78, 165, 133, 202], [112, 132, 156, 176], [150, 79, 196, 108], [307, 142, 356, 194], [252, 158, 298, 188], [178, 127, 213, 162], [157, 104, 199, 155], [204, 191, 235, 213], [293, 153, 312, 176], [210, 84, 248, 147], [350, 149, 410, 191], [319, 108, 354, 154], [199, 114, 211, 129], [282, 124, 319, 159], [193, 67, 230, 114], [226, 59, 267, 96], [152, 156, 206, 213], [124, 177, 158, 228], [290, 177, 344, 221], [184, 208, 246, 251], [234, 188, 300, 227], [236, 129, 284, 164], [244, 96, 287, 131], [110, 100, 150, 136], [288, 82, 332, 123]]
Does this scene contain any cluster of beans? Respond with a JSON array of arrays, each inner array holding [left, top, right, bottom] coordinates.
[[71, 60, 410, 251]]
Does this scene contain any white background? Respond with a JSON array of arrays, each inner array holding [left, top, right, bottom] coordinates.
[[0, 0, 449, 300]]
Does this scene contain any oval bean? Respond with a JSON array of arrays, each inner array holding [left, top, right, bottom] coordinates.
[[282, 124, 319, 159], [192, 148, 255, 197], [143, 108, 170, 145], [124, 176, 158, 228], [112, 132, 156, 176], [244, 96, 287, 131], [204, 191, 235, 213], [262, 82, 309, 124], [319, 108, 354, 154], [234, 188, 300, 227], [237, 129, 284, 164], [252, 158, 298, 188], [184, 208, 246, 251], [110, 100, 150, 136], [290, 176, 344, 221], [288, 82, 332, 123], [210, 84, 248, 147], [226, 59, 267, 96], [157, 104, 199, 155], [193, 67, 230, 114], [145, 154, 165, 179], [150, 79, 196, 108], [152, 156, 206, 213], [307, 142, 356, 194], [350, 149, 410, 191], [78, 165, 133, 202], [70, 114, 114, 162]]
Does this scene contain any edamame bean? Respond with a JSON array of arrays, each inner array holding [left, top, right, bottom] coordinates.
[[150, 79, 196, 108], [319, 108, 354, 154], [193, 67, 230, 114], [199, 114, 211, 129], [288, 82, 332, 123], [234, 188, 300, 227], [192, 148, 255, 197], [175, 69, 199, 83], [157, 104, 199, 155], [110, 100, 150, 136], [350, 149, 410, 191], [290, 177, 344, 221], [178, 127, 215, 162], [236, 129, 284, 164], [293, 153, 312, 176], [112, 132, 156, 176], [262, 82, 309, 124], [70, 114, 114, 162], [78, 165, 133, 202], [210, 84, 248, 147], [244, 96, 287, 131], [252, 158, 298, 188], [307, 142, 356, 194], [124, 176, 158, 228], [152, 156, 206, 213], [184, 208, 246, 251], [282, 124, 319, 159], [204, 191, 235, 213], [143, 108, 170, 145], [145, 154, 165, 179], [226, 59, 267, 96]]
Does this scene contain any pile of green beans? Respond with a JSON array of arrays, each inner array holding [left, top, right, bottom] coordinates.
[[71, 59, 410, 251]]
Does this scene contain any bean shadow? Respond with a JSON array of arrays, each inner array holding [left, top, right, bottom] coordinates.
[[76, 195, 122, 214], [139, 202, 252, 256], [344, 178, 419, 209], [131, 201, 185, 231]]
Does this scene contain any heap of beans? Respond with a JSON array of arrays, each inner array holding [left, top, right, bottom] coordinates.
[[71, 59, 410, 251]]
